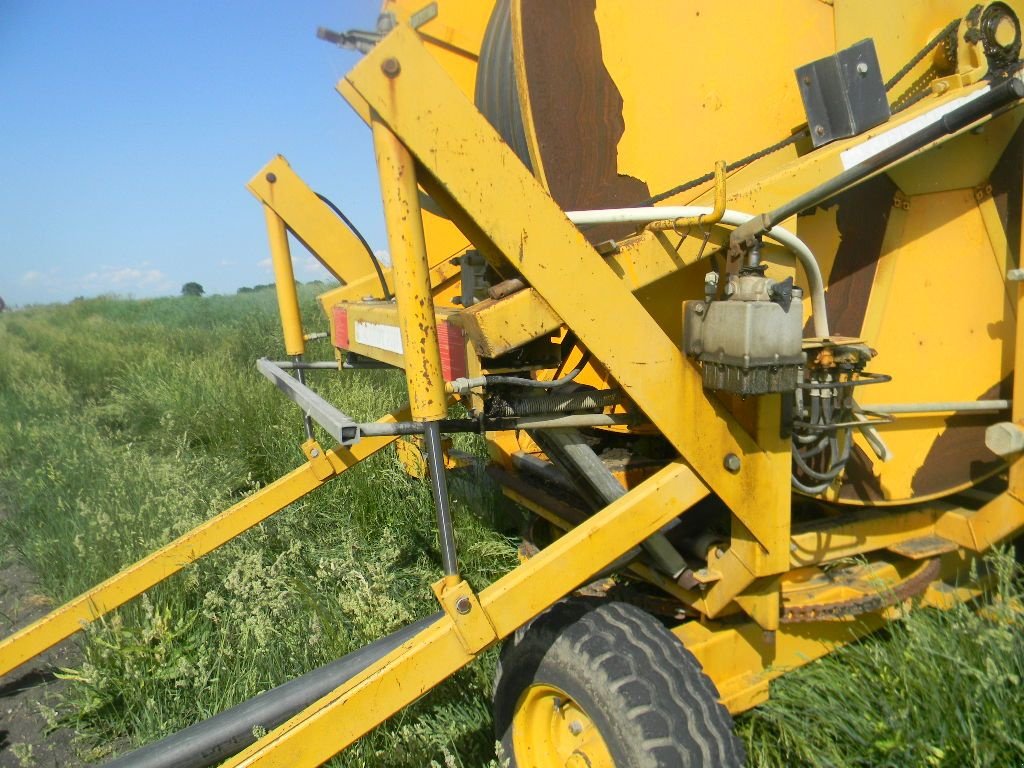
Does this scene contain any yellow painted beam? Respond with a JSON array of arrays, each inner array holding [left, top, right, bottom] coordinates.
[[222, 461, 706, 767], [248, 156, 388, 291], [0, 413, 408, 678], [453, 290, 560, 358], [341, 24, 790, 555]]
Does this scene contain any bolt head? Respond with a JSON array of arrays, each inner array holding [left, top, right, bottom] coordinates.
[[265, 172, 277, 183], [454, 596, 472, 614], [568, 720, 583, 736], [856, 62, 869, 75], [814, 125, 826, 137], [381, 57, 401, 78], [310, 448, 320, 458], [723, 453, 741, 473]]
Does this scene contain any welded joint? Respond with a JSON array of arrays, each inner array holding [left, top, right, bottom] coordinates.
[[430, 577, 497, 654], [302, 439, 335, 481]]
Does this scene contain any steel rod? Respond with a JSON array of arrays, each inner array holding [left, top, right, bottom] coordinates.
[[294, 356, 315, 441], [865, 400, 1011, 414], [272, 360, 341, 370], [423, 420, 458, 577]]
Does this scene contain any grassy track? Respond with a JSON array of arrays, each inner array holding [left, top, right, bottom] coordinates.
[[0, 291, 1022, 766]]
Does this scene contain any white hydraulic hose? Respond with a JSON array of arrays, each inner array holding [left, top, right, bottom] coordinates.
[[566, 206, 830, 339]]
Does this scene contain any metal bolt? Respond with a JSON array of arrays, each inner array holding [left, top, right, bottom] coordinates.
[[455, 596, 472, 614], [723, 453, 741, 473], [694, 302, 705, 315], [814, 125, 825, 137], [310, 448, 320, 458], [381, 57, 401, 78], [568, 720, 583, 736], [856, 62, 868, 75], [265, 172, 277, 183]]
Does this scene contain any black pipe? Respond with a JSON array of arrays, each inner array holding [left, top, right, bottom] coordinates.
[[731, 76, 1024, 246], [103, 613, 441, 768]]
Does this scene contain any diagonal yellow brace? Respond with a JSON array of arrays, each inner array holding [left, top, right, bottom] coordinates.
[[248, 156, 387, 289], [342, 25, 789, 563], [0, 411, 409, 678], [222, 461, 707, 768]]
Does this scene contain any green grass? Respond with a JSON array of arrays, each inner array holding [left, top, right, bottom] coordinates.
[[0, 291, 1022, 767], [0, 290, 515, 766]]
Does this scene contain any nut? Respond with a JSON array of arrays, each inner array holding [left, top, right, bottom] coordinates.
[[381, 57, 401, 78], [454, 596, 472, 614], [723, 453, 741, 473]]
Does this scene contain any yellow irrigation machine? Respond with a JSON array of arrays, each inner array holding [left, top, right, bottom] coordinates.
[[5, 1, 1024, 765]]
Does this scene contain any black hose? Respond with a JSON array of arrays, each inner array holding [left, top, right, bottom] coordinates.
[[103, 613, 440, 768], [315, 192, 392, 301]]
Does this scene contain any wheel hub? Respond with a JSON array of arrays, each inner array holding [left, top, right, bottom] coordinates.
[[513, 684, 614, 768]]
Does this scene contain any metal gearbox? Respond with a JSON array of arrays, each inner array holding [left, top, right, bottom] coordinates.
[[684, 270, 805, 395]]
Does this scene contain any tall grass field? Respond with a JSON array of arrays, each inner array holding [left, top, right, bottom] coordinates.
[[0, 289, 1022, 766]]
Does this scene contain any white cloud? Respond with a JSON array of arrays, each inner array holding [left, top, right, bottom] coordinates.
[[71, 265, 175, 296], [256, 254, 329, 279], [374, 250, 391, 267]]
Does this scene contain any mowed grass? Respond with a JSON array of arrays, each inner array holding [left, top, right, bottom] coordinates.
[[0, 290, 1022, 767]]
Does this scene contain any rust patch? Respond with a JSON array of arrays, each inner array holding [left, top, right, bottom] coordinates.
[[910, 377, 1010, 497], [519, 0, 650, 242]]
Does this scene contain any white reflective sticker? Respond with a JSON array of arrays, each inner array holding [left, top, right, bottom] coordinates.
[[354, 321, 404, 354], [839, 86, 991, 170]]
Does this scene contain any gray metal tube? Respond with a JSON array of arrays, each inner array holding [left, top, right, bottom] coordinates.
[[866, 400, 1011, 415], [423, 421, 459, 577], [294, 356, 315, 441], [530, 428, 688, 579], [103, 613, 440, 768], [272, 360, 340, 370], [355, 413, 632, 438]]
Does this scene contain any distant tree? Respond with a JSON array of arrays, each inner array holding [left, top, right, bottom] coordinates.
[[0, 296, 6, 312], [181, 282, 205, 297], [237, 286, 254, 294]]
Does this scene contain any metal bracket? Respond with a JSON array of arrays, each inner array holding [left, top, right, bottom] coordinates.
[[301, 440, 335, 481], [257, 358, 361, 444], [431, 577, 497, 654]]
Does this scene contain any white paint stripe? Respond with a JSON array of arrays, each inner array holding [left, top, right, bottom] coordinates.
[[839, 86, 991, 170], [354, 321, 404, 354]]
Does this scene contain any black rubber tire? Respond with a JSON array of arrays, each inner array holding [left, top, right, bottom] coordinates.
[[493, 599, 744, 768]]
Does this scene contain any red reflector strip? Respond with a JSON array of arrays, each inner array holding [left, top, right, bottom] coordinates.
[[333, 306, 350, 349], [438, 320, 467, 380]]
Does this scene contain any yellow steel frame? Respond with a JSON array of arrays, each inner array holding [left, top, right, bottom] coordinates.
[[346, 27, 791, 586], [223, 462, 706, 767], [6, 9, 1024, 767]]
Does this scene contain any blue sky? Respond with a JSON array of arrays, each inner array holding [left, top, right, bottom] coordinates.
[[1, 1, 385, 306]]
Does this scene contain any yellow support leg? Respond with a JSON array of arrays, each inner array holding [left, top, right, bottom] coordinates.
[[263, 206, 305, 357], [0, 411, 409, 678], [222, 461, 706, 768]]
